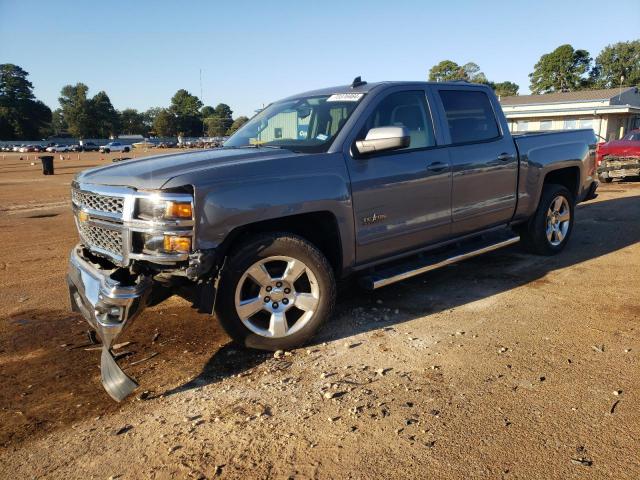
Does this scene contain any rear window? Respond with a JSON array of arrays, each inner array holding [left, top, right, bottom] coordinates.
[[439, 90, 500, 144]]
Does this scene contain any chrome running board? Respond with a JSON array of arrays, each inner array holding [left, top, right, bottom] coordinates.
[[360, 234, 520, 290]]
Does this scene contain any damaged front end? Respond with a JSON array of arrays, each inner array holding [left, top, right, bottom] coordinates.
[[67, 245, 152, 401], [598, 156, 640, 181]]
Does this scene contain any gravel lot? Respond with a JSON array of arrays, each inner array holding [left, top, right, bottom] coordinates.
[[0, 152, 638, 479]]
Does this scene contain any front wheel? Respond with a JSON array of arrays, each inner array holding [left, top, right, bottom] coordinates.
[[519, 184, 575, 255], [216, 233, 336, 351]]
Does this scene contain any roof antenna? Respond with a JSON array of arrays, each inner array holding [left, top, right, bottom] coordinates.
[[351, 76, 367, 89]]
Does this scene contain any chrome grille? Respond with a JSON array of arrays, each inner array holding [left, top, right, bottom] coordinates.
[[78, 222, 123, 259], [72, 189, 124, 214]]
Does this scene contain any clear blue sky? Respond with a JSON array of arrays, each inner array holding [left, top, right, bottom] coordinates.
[[1, 0, 638, 117]]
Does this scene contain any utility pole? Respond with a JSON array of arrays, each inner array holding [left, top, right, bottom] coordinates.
[[200, 69, 206, 142]]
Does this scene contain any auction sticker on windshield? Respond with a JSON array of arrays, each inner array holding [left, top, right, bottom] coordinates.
[[327, 93, 364, 102]]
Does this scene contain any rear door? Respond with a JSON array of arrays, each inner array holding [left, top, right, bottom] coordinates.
[[344, 87, 452, 264], [432, 86, 518, 235]]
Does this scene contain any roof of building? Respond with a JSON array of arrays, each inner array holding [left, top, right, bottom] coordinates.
[[500, 87, 637, 105]]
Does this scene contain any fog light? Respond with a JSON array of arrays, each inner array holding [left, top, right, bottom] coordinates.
[[163, 235, 191, 253]]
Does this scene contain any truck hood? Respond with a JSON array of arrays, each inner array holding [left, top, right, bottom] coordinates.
[[75, 148, 301, 189], [600, 140, 640, 157]]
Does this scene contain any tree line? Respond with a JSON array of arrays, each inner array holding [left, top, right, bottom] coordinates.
[[0, 65, 249, 141], [429, 40, 639, 95], [1, 40, 638, 140]]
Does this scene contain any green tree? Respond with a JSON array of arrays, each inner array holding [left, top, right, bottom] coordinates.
[[204, 116, 228, 137], [428, 60, 487, 83], [429, 60, 463, 82], [90, 91, 120, 138], [529, 44, 592, 94], [170, 89, 203, 116], [152, 109, 176, 137], [592, 40, 640, 88], [200, 105, 216, 118], [120, 108, 148, 135], [227, 116, 249, 135], [491, 81, 520, 97], [58, 83, 93, 138], [50, 108, 67, 136], [169, 89, 203, 136], [0, 64, 52, 139]]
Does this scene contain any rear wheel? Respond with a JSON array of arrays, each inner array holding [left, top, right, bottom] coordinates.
[[216, 233, 336, 351], [519, 184, 575, 255]]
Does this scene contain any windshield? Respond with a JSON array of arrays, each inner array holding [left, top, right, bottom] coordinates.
[[622, 131, 640, 141], [224, 93, 364, 153]]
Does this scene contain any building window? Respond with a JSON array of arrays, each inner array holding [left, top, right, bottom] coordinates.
[[564, 119, 577, 129], [578, 119, 593, 129], [516, 120, 529, 132], [274, 127, 282, 139], [540, 119, 552, 130]]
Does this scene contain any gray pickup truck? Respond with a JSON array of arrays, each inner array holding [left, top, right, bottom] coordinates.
[[67, 78, 598, 400]]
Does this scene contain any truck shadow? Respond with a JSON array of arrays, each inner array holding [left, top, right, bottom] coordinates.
[[167, 192, 640, 396]]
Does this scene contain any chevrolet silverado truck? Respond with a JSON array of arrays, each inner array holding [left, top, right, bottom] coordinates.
[[597, 129, 640, 182], [67, 78, 598, 400]]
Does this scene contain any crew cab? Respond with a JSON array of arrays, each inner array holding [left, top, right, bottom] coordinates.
[[66, 79, 598, 400], [597, 129, 640, 182], [99, 141, 131, 153]]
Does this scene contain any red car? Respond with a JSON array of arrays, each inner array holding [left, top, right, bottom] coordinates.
[[597, 129, 640, 182]]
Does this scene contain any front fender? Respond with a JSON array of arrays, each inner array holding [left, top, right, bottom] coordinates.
[[166, 152, 355, 271]]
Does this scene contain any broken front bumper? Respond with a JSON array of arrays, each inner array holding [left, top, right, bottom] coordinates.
[[598, 157, 640, 180], [67, 244, 151, 401]]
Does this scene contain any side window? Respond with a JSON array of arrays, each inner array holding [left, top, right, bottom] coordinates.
[[362, 91, 436, 150], [439, 90, 500, 144]]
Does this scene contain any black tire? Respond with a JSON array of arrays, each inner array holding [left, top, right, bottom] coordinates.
[[216, 233, 336, 351], [104, 148, 110, 153], [124, 147, 130, 152], [519, 184, 575, 255]]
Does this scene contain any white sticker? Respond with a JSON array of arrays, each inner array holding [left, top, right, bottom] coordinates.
[[316, 133, 329, 141], [327, 93, 364, 102]]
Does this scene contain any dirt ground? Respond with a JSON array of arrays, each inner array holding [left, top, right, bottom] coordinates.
[[0, 151, 638, 479]]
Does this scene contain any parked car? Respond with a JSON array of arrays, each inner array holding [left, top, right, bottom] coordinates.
[[79, 141, 100, 152], [132, 140, 155, 149], [67, 78, 598, 400], [99, 141, 130, 153], [69, 144, 82, 152], [46, 144, 70, 152], [597, 129, 640, 182]]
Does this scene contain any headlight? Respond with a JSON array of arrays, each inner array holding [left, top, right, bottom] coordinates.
[[137, 197, 192, 221], [140, 233, 192, 254]]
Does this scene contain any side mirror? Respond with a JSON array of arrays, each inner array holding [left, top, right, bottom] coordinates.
[[355, 126, 410, 155]]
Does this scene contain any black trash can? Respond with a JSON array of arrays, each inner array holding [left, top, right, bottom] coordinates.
[[39, 156, 54, 175]]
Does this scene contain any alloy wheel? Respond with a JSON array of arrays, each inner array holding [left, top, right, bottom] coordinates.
[[545, 195, 571, 246], [234, 255, 320, 338]]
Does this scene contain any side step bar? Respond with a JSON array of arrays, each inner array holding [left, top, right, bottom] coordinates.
[[360, 233, 520, 290]]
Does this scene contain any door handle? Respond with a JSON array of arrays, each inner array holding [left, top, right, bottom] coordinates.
[[497, 153, 514, 162], [426, 161, 447, 172]]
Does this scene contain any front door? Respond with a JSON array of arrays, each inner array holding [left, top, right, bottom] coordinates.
[[345, 89, 452, 264]]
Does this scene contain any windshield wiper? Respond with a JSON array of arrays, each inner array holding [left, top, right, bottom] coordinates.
[[224, 144, 287, 150]]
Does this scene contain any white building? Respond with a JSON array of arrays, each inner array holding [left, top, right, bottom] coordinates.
[[500, 87, 640, 141]]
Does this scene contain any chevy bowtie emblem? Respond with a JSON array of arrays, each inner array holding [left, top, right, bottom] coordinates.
[[362, 213, 387, 225], [78, 211, 89, 223]]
